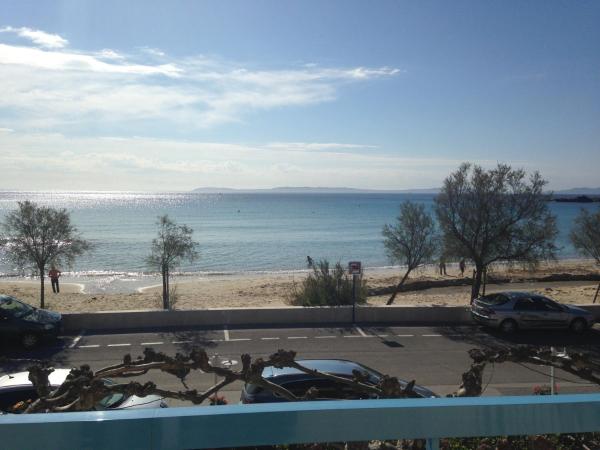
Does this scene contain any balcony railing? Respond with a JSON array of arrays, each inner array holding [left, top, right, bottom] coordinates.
[[1, 394, 600, 450]]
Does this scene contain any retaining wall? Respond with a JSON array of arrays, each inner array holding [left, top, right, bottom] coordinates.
[[61, 304, 600, 332]]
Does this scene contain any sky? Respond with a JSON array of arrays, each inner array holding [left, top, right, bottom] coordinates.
[[0, 0, 599, 191]]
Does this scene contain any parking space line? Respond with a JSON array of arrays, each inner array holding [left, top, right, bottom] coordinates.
[[229, 338, 251, 342], [315, 336, 336, 339], [141, 342, 164, 345], [422, 334, 442, 337], [224, 327, 230, 342], [288, 336, 307, 339], [69, 332, 85, 349], [396, 334, 414, 337], [172, 340, 192, 344], [375, 334, 388, 338], [261, 337, 280, 340], [78, 344, 100, 348], [354, 326, 368, 337], [343, 335, 363, 338], [107, 343, 131, 347]]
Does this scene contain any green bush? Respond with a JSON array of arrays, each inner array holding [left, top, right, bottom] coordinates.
[[290, 260, 367, 306]]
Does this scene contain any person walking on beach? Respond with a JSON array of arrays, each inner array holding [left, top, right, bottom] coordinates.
[[306, 256, 314, 268], [49, 266, 61, 294], [459, 259, 466, 277]]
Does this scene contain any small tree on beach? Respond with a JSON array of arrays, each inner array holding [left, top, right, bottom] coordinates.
[[435, 163, 558, 301], [290, 259, 367, 306], [569, 208, 600, 302], [147, 215, 198, 310], [0, 201, 91, 308], [382, 201, 438, 305]]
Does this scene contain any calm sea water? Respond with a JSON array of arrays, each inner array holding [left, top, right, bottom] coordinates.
[[0, 191, 597, 278]]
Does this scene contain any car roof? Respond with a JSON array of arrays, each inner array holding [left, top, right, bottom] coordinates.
[[0, 369, 71, 389], [487, 292, 536, 299], [261, 359, 380, 378]]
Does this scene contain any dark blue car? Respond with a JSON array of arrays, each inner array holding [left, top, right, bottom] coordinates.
[[0, 295, 62, 348], [240, 359, 437, 403]]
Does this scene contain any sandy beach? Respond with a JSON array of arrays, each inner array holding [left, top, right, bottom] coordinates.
[[0, 259, 598, 313]]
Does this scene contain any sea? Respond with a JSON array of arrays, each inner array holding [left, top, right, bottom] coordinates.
[[0, 191, 597, 293]]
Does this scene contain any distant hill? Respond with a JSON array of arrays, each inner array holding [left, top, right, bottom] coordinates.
[[192, 186, 441, 194], [553, 187, 600, 195]]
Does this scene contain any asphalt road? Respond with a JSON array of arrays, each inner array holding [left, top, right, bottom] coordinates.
[[2, 324, 600, 406]]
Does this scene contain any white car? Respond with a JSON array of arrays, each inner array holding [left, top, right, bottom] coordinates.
[[0, 369, 167, 413]]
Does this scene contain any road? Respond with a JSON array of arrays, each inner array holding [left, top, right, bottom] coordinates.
[[2, 324, 600, 406]]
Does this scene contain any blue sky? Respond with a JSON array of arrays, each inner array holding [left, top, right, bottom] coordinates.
[[0, 0, 599, 190]]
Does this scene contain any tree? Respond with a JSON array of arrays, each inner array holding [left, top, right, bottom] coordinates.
[[569, 208, 600, 302], [382, 201, 438, 305], [0, 201, 91, 309], [147, 215, 198, 310], [290, 259, 367, 306], [435, 163, 558, 301]]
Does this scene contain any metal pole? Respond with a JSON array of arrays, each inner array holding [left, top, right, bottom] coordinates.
[[550, 347, 555, 395], [352, 274, 357, 324]]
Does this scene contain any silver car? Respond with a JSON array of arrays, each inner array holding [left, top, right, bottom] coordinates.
[[471, 291, 595, 333], [0, 369, 167, 413]]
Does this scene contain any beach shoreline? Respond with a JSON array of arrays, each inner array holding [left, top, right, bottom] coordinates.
[[0, 259, 598, 313]]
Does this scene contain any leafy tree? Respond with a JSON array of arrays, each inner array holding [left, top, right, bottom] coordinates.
[[0, 201, 91, 308], [382, 201, 438, 305], [290, 259, 367, 306], [147, 215, 198, 309], [569, 208, 600, 302], [435, 163, 558, 301]]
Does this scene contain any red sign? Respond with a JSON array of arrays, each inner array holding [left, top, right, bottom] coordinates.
[[348, 261, 362, 275]]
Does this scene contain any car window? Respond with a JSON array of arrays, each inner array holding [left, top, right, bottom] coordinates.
[[0, 388, 39, 412], [514, 298, 538, 311], [0, 297, 33, 319], [477, 294, 509, 306], [534, 296, 563, 312], [280, 378, 373, 400]]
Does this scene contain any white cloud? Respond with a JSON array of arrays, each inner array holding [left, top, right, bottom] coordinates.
[[0, 26, 68, 48], [0, 27, 401, 130]]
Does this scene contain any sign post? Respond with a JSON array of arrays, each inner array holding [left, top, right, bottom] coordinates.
[[348, 261, 362, 324]]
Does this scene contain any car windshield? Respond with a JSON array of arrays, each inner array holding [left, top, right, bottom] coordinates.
[[95, 379, 125, 409], [0, 296, 34, 319], [476, 294, 508, 306]]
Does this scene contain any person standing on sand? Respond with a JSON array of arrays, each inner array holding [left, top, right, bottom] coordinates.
[[459, 259, 466, 277], [49, 266, 61, 294], [439, 257, 447, 276]]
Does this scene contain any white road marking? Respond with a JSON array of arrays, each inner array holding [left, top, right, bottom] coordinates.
[[172, 340, 192, 344], [69, 332, 84, 349], [107, 343, 131, 347], [354, 326, 368, 337], [375, 334, 388, 338], [229, 338, 251, 342], [141, 342, 164, 345], [396, 334, 415, 337], [315, 336, 336, 339], [261, 337, 280, 340], [422, 334, 442, 337], [224, 327, 230, 342], [343, 335, 363, 338], [288, 336, 307, 339], [78, 344, 100, 348]]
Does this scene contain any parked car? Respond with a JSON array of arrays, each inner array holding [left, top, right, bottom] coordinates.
[[0, 295, 62, 348], [240, 359, 438, 403], [471, 291, 595, 333], [0, 369, 168, 413]]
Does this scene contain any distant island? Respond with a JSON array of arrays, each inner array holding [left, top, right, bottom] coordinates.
[[191, 186, 441, 194]]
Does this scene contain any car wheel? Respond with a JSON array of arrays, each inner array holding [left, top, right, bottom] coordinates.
[[499, 319, 518, 334], [21, 333, 39, 349], [570, 318, 587, 334]]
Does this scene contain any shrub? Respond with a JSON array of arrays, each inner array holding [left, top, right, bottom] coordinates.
[[290, 259, 367, 306]]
